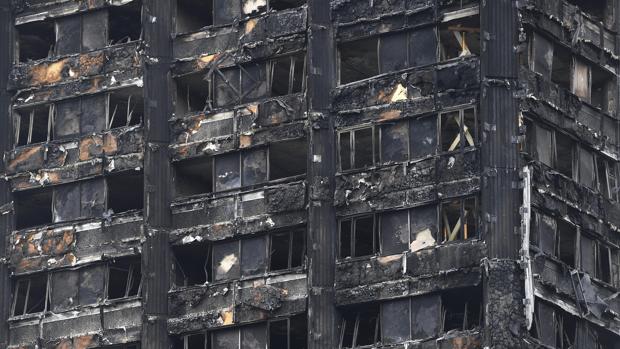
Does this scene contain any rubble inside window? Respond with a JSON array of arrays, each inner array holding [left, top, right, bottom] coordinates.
[[439, 11, 480, 60], [16, 20, 55, 62], [11, 274, 49, 316]]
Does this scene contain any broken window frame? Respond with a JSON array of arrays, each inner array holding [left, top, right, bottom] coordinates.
[[594, 242, 614, 285], [11, 273, 50, 317], [440, 196, 478, 243], [107, 90, 144, 130], [339, 304, 381, 348], [13, 103, 55, 147], [106, 258, 142, 301], [338, 215, 379, 259], [268, 53, 307, 97], [597, 155, 619, 201], [269, 229, 306, 272], [439, 107, 477, 153], [338, 125, 378, 171], [531, 301, 576, 349]]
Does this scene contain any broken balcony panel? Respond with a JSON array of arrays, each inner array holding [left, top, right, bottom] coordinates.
[[578, 147, 596, 189], [215, 152, 241, 192], [410, 294, 441, 339], [380, 121, 409, 163], [381, 298, 411, 344], [51, 270, 79, 312], [572, 58, 592, 102], [410, 114, 438, 159], [82, 10, 109, 52], [79, 264, 106, 306], [241, 235, 268, 276], [213, 240, 241, 281], [379, 31, 408, 73], [529, 32, 553, 78], [215, 68, 241, 108], [242, 323, 268, 349], [54, 98, 81, 139], [55, 15, 82, 56], [242, 62, 269, 102], [380, 209, 409, 255], [409, 26, 438, 67], [242, 148, 268, 186]]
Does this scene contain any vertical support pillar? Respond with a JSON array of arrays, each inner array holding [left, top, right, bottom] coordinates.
[[142, 1, 173, 348], [480, 1, 527, 347], [0, 3, 13, 347], [306, 0, 338, 347]]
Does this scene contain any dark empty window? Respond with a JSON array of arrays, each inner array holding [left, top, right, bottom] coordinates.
[[380, 121, 409, 163], [441, 287, 482, 332], [174, 157, 214, 197], [17, 20, 55, 62], [108, 89, 144, 129], [555, 132, 575, 179], [176, 0, 213, 33], [440, 197, 478, 242], [596, 243, 613, 284], [410, 115, 438, 159], [567, 0, 608, 21], [107, 258, 141, 300], [175, 72, 212, 115], [173, 243, 211, 287], [597, 156, 618, 201], [340, 304, 381, 348], [270, 0, 305, 10], [14, 104, 53, 146], [556, 220, 577, 268], [269, 138, 307, 180], [14, 187, 53, 230], [591, 65, 616, 115], [551, 45, 571, 91], [270, 230, 305, 271], [439, 14, 480, 60], [339, 37, 379, 84], [107, 171, 144, 214], [214, 152, 241, 192], [578, 147, 596, 189], [109, 1, 143, 44], [12, 274, 49, 316], [339, 215, 378, 258]]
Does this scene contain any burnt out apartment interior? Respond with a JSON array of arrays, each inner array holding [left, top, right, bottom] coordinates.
[[1, 0, 620, 348]]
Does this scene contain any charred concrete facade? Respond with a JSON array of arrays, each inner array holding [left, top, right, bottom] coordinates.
[[2, 0, 620, 348]]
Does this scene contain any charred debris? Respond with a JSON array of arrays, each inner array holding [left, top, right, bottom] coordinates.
[[0, 0, 620, 348]]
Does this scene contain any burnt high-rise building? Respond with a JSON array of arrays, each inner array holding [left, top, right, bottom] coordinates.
[[1, 0, 620, 348]]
